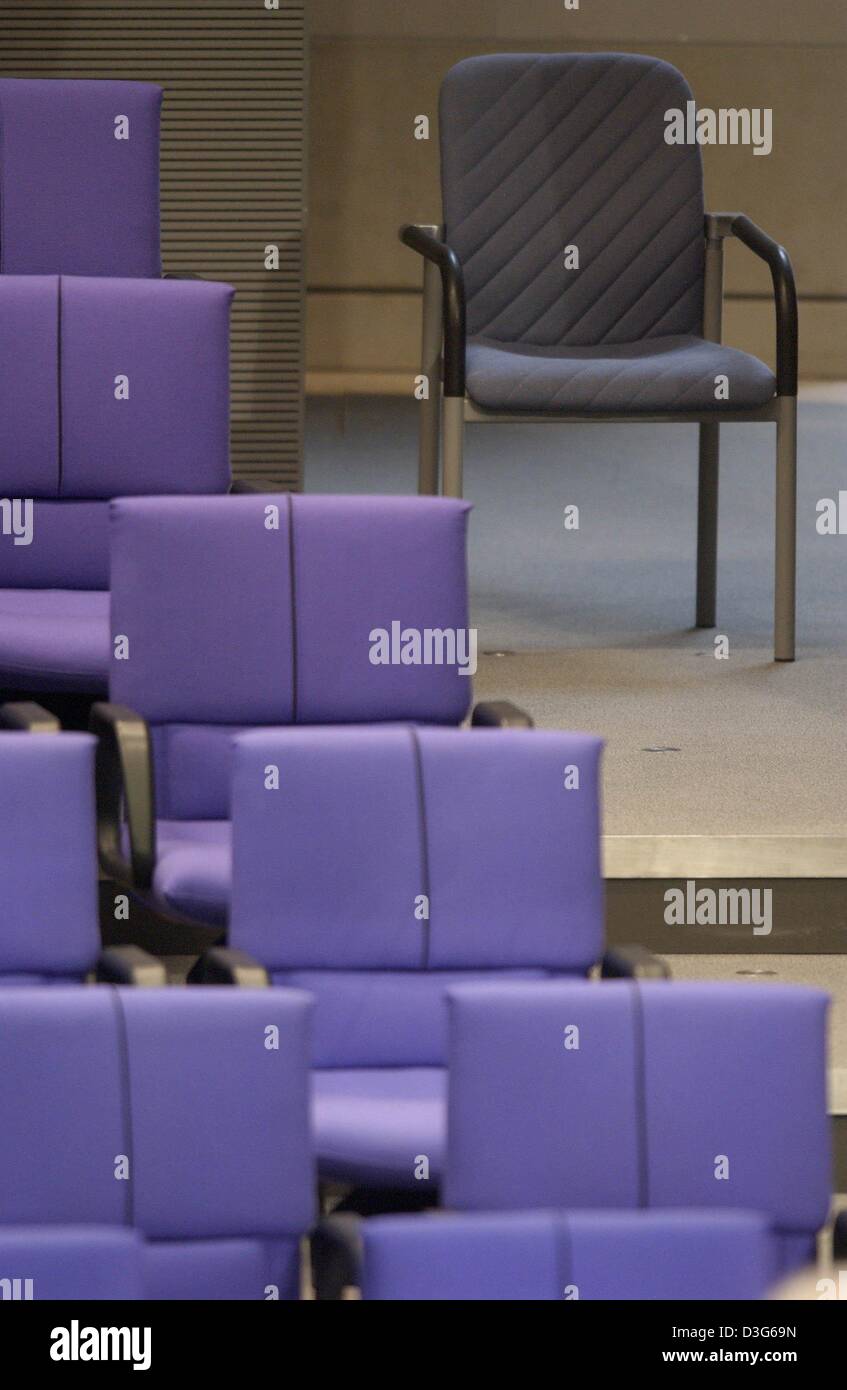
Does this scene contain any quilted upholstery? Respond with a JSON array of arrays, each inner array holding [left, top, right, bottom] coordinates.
[[465, 334, 776, 413], [440, 54, 706, 347]]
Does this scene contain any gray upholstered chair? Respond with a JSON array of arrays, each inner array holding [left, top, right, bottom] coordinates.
[[401, 54, 798, 661]]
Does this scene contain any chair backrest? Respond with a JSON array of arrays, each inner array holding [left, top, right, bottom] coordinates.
[[0, 78, 161, 277], [0, 1228, 144, 1301], [229, 727, 604, 1065], [440, 54, 705, 347], [0, 732, 99, 983], [446, 981, 831, 1273], [0, 276, 233, 589], [109, 495, 473, 817], [361, 1209, 777, 1301], [0, 987, 314, 1241]]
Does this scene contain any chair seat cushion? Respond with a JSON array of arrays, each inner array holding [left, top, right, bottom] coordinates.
[[143, 1236, 300, 1301], [312, 1068, 446, 1188], [152, 820, 232, 925], [0, 589, 108, 690], [465, 334, 776, 414]]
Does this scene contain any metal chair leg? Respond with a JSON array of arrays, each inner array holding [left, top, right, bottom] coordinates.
[[441, 396, 464, 499], [418, 244, 442, 495], [774, 395, 797, 661], [696, 422, 719, 628]]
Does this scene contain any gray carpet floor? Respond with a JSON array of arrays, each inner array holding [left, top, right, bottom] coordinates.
[[306, 396, 847, 839], [306, 395, 847, 653]]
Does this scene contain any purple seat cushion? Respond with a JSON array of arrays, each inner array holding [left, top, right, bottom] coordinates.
[[109, 494, 471, 728], [312, 1068, 446, 1188], [445, 981, 831, 1260], [0, 987, 315, 1240], [61, 277, 233, 499], [274, 968, 558, 1069], [0, 277, 59, 494], [465, 335, 776, 413], [230, 727, 603, 975], [0, 1227, 144, 1300], [0, 278, 232, 503], [152, 820, 232, 925], [0, 589, 109, 691], [0, 78, 162, 277], [361, 1209, 777, 1301], [0, 732, 99, 977], [0, 503, 110, 590], [142, 1236, 300, 1301]]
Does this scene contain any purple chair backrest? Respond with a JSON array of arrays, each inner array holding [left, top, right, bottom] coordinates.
[[109, 495, 473, 817], [0, 79, 162, 277], [0, 733, 99, 982], [0, 987, 314, 1240], [229, 727, 604, 1065], [361, 1209, 777, 1301], [440, 54, 705, 346], [446, 981, 831, 1275], [0, 277, 233, 589], [0, 1228, 144, 1301]]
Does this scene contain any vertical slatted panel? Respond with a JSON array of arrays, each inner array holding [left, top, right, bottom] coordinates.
[[0, 0, 306, 489]]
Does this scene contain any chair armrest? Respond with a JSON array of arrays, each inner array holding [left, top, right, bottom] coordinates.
[[187, 948, 269, 987], [399, 223, 466, 397], [0, 701, 61, 732], [709, 211, 798, 397], [96, 945, 167, 986], [89, 702, 155, 892], [471, 700, 534, 729], [229, 479, 265, 494], [600, 945, 670, 979], [833, 1210, 847, 1263], [162, 271, 206, 281]]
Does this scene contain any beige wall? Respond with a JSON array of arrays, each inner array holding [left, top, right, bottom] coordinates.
[[307, 5, 847, 385]]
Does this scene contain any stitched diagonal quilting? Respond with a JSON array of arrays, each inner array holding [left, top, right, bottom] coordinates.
[[440, 54, 705, 348]]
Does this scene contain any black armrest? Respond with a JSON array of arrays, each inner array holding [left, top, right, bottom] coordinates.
[[834, 1210, 847, 1263], [600, 945, 670, 980], [96, 945, 167, 986], [162, 271, 205, 281], [187, 948, 269, 987], [311, 1215, 363, 1300], [712, 212, 798, 397], [399, 224, 466, 397], [0, 701, 61, 732], [229, 479, 265, 494], [471, 700, 534, 730], [89, 702, 155, 892]]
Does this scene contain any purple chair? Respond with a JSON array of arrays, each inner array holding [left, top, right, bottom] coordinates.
[[445, 981, 832, 1278], [0, 1229, 144, 1301], [215, 725, 663, 1204], [93, 493, 531, 930], [0, 730, 163, 986], [360, 1209, 777, 1300], [0, 80, 234, 710], [0, 78, 161, 278], [0, 987, 315, 1299], [0, 277, 234, 703]]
